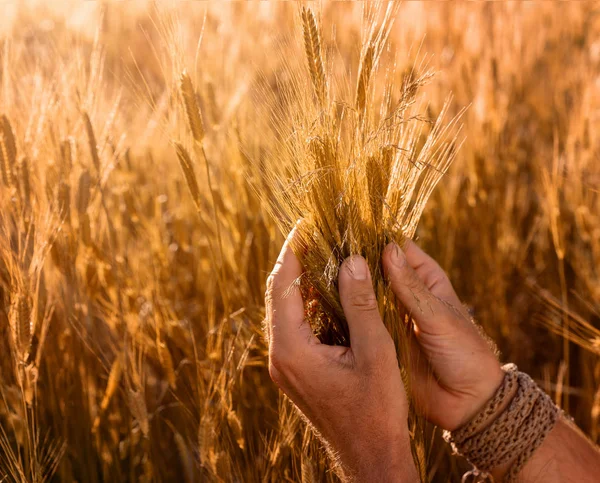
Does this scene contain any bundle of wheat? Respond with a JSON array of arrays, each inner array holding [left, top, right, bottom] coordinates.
[[255, 6, 463, 478]]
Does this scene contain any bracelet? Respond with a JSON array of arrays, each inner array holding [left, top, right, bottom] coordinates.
[[443, 364, 561, 482]]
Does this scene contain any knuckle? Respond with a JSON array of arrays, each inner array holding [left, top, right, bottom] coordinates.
[[269, 347, 296, 375], [348, 289, 378, 312], [403, 272, 424, 294], [265, 271, 286, 307], [268, 351, 289, 385], [429, 271, 450, 291], [363, 340, 396, 369], [268, 360, 284, 386], [265, 273, 276, 299]]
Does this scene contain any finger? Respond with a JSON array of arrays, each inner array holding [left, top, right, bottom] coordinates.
[[382, 242, 458, 336], [338, 255, 391, 361], [403, 240, 462, 306], [265, 231, 317, 352]]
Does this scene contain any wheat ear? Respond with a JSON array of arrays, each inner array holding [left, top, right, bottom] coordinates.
[[83, 112, 100, 173], [92, 355, 123, 433], [174, 143, 202, 211], [18, 156, 31, 212], [356, 43, 374, 116], [301, 8, 327, 105], [0, 115, 16, 187], [9, 291, 33, 361], [157, 341, 177, 390], [180, 71, 205, 144]]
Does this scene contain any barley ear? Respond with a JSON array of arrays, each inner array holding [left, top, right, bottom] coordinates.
[[180, 71, 205, 144]]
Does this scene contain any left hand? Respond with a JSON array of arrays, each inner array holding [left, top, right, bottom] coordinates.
[[381, 241, 504, 431], [265, 230, 418, 482]]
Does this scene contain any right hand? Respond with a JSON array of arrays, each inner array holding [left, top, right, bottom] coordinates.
[[265, 234, 418, 482], [382, 241, 504, 431]]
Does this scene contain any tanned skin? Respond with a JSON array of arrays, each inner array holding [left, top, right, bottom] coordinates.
[[265, 230, 600, 482]]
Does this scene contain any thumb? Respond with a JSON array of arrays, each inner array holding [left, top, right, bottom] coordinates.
[[338, 255, 392, 362], [382, 243, 456, 336]]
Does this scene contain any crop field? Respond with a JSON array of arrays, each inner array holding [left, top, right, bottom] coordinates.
[[0, 2, 598, 482]]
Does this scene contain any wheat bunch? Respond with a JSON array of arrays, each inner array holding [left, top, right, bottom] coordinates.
[[258, 6, 464, 478]]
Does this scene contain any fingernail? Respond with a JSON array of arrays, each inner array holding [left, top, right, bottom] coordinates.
[[390, 243, 407, 268], [347, 255, 368, 280]]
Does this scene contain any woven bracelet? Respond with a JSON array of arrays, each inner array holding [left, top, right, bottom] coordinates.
[[443, 364, 561, 483]]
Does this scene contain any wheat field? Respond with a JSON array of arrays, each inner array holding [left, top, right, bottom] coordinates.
[[0, 2, 598, 482]]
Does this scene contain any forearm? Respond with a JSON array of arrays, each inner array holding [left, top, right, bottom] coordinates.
[[500, 415, 600, 482]]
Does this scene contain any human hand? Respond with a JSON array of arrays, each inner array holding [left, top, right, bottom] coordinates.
[[265, 233, 418, 482], [382, 241, 504, 431]]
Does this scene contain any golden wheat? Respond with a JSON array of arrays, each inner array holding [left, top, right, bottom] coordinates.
[[0, 3, 597, 482], [180, 71, 205, 144]]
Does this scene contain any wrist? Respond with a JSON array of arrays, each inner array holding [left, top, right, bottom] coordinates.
[[348, 436, 418, 483], [454, 363, 505, 430], [444, 366, 561, 481]]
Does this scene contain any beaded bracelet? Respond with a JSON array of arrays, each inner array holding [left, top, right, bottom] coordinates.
[[443, 364, 561, 483]]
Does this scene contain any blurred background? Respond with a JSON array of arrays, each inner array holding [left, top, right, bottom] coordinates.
[[0, 1, 598, 481]]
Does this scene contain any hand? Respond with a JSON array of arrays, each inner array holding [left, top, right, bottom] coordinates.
[[382, 241, 504, 431], [265, 232, 418, 482]]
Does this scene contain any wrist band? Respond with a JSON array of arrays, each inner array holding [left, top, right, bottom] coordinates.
[[443, 364, 561, 482]]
